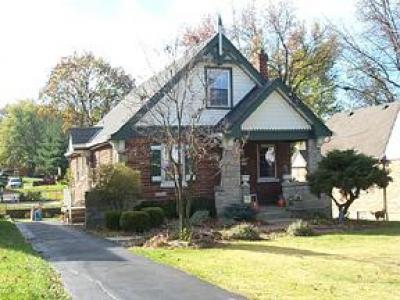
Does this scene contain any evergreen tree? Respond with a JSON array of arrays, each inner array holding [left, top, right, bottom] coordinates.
[[36, 119, 66, 176]]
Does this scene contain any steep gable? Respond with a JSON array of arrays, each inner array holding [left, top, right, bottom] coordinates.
[[241, 91, 311, 131]]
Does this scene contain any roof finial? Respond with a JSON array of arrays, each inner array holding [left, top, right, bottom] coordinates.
[[218, 14, 223, 56]]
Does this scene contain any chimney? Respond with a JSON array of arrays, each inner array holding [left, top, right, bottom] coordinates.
[[252, 49, 269, 80]]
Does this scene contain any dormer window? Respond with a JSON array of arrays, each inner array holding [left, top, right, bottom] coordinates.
[[206, 67, 232, 108]]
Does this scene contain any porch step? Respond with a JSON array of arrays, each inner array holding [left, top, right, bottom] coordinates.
[[256, 206, 292, 223]]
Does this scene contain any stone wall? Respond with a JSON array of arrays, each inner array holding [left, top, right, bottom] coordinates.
[[215, 139, 245, 214], [332, 160, 400, 221], [282, 181, 332, 218]]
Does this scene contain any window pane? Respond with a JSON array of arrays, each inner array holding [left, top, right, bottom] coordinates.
[[259, 145, 276, 178], [207, 69, 229, 107], [150, 147, 161, 178]]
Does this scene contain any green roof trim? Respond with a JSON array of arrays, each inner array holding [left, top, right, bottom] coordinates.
[[225, 79, 332, 140], [242, 130, 314, 141], [111, 33, 266, 140]]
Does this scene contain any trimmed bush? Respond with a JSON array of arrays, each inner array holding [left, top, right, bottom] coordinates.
[[105, 211, 121, 230], [142, 207, 165, 227], [120, 211, 150, 232], [135, 200, 177, 219], [222, 223, 261, 240], [286, 220, 314, 236], [223, 204, 256, 221]]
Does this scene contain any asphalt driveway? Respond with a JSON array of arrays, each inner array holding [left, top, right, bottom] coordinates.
[[17, 221, 243, 300]]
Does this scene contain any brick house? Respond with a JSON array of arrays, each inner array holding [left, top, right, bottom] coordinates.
[[65, 29, 332, 217], [322, 103, 400, 221]]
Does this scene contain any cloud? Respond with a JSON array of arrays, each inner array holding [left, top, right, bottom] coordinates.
[[0, 0, 356, 107]]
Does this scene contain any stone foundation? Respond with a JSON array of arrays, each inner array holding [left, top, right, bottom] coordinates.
[[282, 181, 332, 218], [215, 139, 247, 215]]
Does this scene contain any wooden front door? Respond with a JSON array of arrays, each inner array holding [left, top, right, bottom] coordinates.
[[241, 141, 291, 205]]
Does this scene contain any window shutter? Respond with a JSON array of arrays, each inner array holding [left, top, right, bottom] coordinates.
[[150, 145, 161, 182]]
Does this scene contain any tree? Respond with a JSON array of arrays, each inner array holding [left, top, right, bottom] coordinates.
[[131, 43, 223, 237], [36, 118, 67, 176], [232, 1, 341, 118], [308, 150, 391, 221], [180, 2, 341, 118], [0, 101, 45, 174], [336, 0, 400, 105], [41, 52, 134, 128]]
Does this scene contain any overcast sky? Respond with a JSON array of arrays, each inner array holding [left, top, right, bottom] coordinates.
[[0, 0, 357, 107]]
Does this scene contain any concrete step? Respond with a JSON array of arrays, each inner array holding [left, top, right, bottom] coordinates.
[[256, 207, 292, 223]]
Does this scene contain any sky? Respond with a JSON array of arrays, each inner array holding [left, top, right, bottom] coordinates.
[[0, 0, 357, 108]]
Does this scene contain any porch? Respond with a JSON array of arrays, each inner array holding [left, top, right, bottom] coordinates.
[[215, 137, 331, 217]]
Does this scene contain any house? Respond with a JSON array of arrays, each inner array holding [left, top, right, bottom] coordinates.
[[322, 103, 400, 220], [65, 26, 332, 219]]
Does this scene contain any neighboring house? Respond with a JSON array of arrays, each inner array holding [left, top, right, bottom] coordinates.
[[322, 103, 400, 220], [66, 28, 332, 217]]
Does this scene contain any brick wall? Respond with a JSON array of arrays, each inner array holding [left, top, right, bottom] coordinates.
[[125, 137, 220, 201]]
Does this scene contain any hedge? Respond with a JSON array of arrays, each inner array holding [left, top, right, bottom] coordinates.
[[135, 200, 177, 218], [119, 211, 150, 232], [141, 207, 165, 227], [104, 211, 121, 230]]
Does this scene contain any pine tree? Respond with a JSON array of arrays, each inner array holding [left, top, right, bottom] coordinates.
[[36, 120, 66, 176]]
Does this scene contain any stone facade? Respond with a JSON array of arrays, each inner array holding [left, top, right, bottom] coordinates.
[[282, 181, 332, 217], [332, 160, 400, 221], [215, 138, 244, 214], [70, 145, 114, 206]]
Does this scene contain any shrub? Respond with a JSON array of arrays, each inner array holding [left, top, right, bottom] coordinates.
[[286, 220, 315, 236], [19, 191, 42, 202], [141, 207, 165, 227], [105, 211, 121, 230], [88, 163, 141, 210], [120, 211, 150, 232], [223, 204, 255, 221], [135, 200, 177, 218], [222, 223, 261, 240], [190, 210, 210, 226], [189, 198, 216, 217]]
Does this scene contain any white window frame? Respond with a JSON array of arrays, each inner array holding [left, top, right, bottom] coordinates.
[[206, 67, 232, 108], [257, 144, 279, 183], [160, 145, 188, 188], [150, 145, 162, 183]]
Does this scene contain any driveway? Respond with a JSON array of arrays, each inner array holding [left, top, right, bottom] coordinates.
[[17, 221, 243, 300]]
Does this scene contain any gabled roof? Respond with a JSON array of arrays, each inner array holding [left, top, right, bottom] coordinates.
[[70, 127, 102, 145], [321, 102, 400, 159], [111, 33, 266, 140], [224, 79, 331, 140]]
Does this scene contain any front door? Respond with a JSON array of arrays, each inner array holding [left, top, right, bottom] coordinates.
[[242, 142, 290, 205]]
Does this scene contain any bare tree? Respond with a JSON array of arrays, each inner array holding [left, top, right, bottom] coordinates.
[[127, 42, 225, 235], [335, 0, 400, 105]]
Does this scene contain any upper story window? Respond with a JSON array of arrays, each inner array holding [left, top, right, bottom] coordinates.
[[206, 67, 232, 108]]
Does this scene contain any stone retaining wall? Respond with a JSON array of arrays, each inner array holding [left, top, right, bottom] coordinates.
[[282, 181, 332, 218]]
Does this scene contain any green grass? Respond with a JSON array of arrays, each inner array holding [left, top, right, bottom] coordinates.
[[12, 177, 66, 201], [132, 223, 400, 300], [0, 219, 69, 299]]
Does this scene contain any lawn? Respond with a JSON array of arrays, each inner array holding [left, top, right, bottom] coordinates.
[[0, 219, 68, 299], [133, 223, 400, 300], [13, 177, 66, 201]]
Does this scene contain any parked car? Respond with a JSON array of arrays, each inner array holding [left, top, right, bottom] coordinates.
[[7, 177, 23, 189]]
